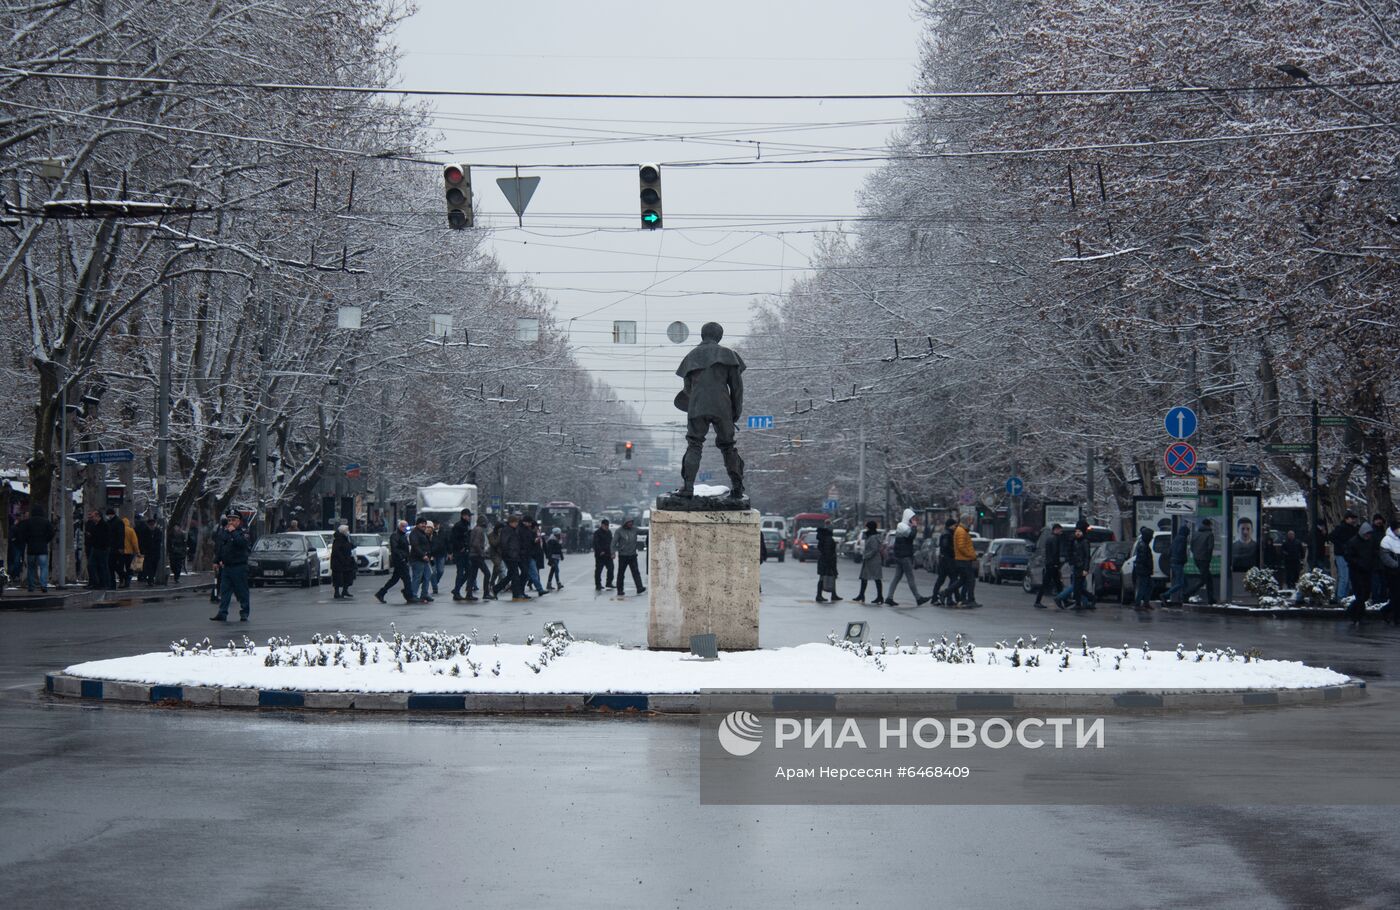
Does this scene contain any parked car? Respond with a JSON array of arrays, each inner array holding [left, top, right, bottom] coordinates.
[[286, 531, 333, 582], [981, 538, 1030, 584], [794, 528, 820, 562], [1088, 541, 1133, 602], [761, 529, 786, 562], [249, 534, 322, 587], [841, 533, 864, 563], [351, 533, 389, 574], [1118, 531, 1173, 603]]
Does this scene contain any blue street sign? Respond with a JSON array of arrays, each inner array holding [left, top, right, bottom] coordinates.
[[1226, 462, 1260, 479], [746, 415, 774, 430], [1005, 476, 1024, 497], [1164, 442, 1198, 475], [824, 499, 839, 513], [1164, 406, 1198, 440], [65, 448, 135, 465]]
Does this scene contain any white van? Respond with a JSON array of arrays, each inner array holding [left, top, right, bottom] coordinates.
[[761, 515, 788, 538]]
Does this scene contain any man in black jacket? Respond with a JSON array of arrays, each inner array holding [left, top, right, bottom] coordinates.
[[408, 516, 434, 603], [104, 509, 124, 591], [16, 506, 55, 592], [85, 509, 110, 590], [930, 519, 958, 605], [1033, 524, 1063, 608], [1182, 518, 1216, 605], [1330, 512, 1360, 602], [497, 512, 531, 601], [211, 514, 252, 621], [375, 520, 414, 604], [450, 508, 477, 602], [592, 519, 614, 591]]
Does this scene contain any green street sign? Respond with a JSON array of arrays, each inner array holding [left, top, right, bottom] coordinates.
[[1318, 415, 1353, 427], [1266, 442, 1315, 455]]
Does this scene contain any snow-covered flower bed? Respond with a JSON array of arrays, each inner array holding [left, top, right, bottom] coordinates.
[[61, 628, 1349, 694]]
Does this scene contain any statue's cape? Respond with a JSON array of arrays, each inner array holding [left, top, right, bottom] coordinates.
[[675, 342, 745, 379]]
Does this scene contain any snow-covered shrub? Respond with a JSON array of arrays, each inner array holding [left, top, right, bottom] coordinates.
[[1295, 569, 1336, 606], [1243, 567, 1281, 599]]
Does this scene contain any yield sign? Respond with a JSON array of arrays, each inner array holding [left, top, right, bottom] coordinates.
[[496, 175, 540, 220], [1164, 442, 1198, 475]]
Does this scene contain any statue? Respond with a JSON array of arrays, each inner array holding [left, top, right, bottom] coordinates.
[[672, 321, 746, 501]]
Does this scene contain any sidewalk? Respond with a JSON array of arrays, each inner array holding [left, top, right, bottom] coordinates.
[[0, 572, 216, 611]]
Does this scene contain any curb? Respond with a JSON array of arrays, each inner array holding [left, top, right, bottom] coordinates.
[[1184, 603, 1387, 620], [0, 581, 215, 611], [42, 672, 1367, 715]]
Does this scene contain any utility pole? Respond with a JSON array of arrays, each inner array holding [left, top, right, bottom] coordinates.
[[56, 356, 69, 587], [856, 425, 866, 523], [156, 279, 173, 515], [255, 272, 271, 526], [1085, 445, 1095, 517]]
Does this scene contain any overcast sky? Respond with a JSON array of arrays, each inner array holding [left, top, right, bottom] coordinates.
[[393, 0, 923, 453]]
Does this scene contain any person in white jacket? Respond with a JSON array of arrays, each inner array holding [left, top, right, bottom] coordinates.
[[884, 508, 930, 606], [1381, 520, 1400, 626]]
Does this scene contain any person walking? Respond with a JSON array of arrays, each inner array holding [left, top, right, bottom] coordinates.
[[884, 509, 929, 606], [1032, 524, 1064, 609], [1343, 521, 1375, 626], [1181, 518, 1216, 605], [1281, 530, 1304, 588], [210, 514, 251, 622], [208, 515, 230, 602], [471, 513, 495, 600], [951, 514, 980, 607], [545, 528, 565, 591], [329, 524, 357, 598], [524, 518, 548, 595], [1380, 518, 1400, 626], [1053, 526, 1091, 609], [1131, 526, 1155, 610], [1369, 514, 1389, 605], [375, 520, 414, 603], [449, 508, 476, 602], [852, 521, 884, 604], [930, 518, 959, 604], [592, 518, 615, 591], [83, 510, 102, 588], [116, 515, 140, 589], [614, 517, 645, 596], [1330, 512, 1360, 602], [429, 517, 451, 596], [1162, 521, 1191, 606], [814, 524, 842, 603], [497, 512, 531, 601], [87, 509, 112, 590], [16, 506, 55, 593], [136, 515, 163, 585], [408, 516, 434, 603]]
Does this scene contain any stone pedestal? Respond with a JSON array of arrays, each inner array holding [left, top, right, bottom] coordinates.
[[647, 508, 760, 651]]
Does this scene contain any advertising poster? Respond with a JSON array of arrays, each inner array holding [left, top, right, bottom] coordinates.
[[1133, 497, 1171, 538], [1230, 491, 1261, 572], [1043, 502, 1080, 530], [1195, 490, 1224, 577]]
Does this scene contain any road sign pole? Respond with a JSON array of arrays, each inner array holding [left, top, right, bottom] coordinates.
[[57, 357, 68, 587], [857, 424, 866, 524], [1309, 398, 1319, 555]]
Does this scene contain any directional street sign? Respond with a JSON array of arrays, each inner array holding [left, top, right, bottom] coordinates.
[[958, 488, 976, 506], [1164, 497, 1198, 516], [1265, 442, 1314, 455], [824, 499, 839, 513], [1164, 406, 1198, 440], [1164, 442, 1198, 475], [1226, 462, 1260, 479], [1318, 415, 1353, 428], [65, 448, 135, 465], [746, 415, 774, 430], [1005, 476, 1024, 496], [495, 175, 540, 219]]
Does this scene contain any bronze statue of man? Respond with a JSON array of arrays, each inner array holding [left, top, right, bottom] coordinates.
[[673, 322, 746, 499]]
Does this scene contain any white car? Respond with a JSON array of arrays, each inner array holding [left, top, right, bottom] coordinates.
[[1119, 531, 1173, 603], [287, 531, 333, 581], [351, 533, 390, 574]]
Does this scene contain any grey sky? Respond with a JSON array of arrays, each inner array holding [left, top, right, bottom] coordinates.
[[393, 0, 922, 451]]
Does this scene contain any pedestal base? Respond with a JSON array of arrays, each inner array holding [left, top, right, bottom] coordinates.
[[647, 508, 760, 651]]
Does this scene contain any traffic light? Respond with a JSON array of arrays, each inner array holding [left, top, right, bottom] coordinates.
[[638, 164, 662, 229], [444, 163, 472, 229], [624, 441, 634, 460]]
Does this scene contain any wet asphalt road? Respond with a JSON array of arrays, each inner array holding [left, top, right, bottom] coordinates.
[[2, 558, 1399, 908]]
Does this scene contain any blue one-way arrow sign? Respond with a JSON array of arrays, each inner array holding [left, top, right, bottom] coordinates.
[[1165, 406, 1198, 440], [746, 415, 774, 430], [1005, 476, 1024, 496]]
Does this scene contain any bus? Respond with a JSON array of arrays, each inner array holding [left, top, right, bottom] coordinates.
[[789, 512, 831, 545], [538, 501, 584, 552]]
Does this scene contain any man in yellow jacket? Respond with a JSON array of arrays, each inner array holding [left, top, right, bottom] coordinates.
[[952, 515, 979, 607]]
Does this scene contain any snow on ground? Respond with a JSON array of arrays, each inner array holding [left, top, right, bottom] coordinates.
[[63, 637, 1349, 694]]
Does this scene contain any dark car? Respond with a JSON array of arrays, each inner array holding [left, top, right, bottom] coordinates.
[[1089, 541, 1132, 602], [984, 539, 1030, 584], [761, 529, 786, 563], [249, 534, 322, 587], [794, 528, 819, 563]]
